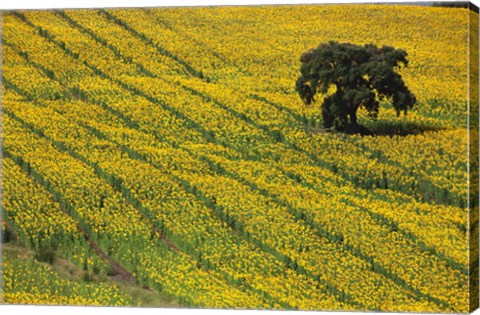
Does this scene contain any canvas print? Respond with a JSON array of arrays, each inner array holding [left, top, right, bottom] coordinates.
[[0, 1, 479, 313]]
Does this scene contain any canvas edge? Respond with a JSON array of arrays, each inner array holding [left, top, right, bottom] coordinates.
[[0, 9, 4, 306], [468, 2, 480, 313]]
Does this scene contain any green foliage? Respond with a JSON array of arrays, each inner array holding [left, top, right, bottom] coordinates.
[[82, 272, 95, 283], [35, 246, 57, 264], [296, 41, 416, 131], [2, 225, 13, 243]]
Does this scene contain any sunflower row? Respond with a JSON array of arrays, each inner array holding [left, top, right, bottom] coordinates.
[[2, 79, 355, 310], [2, 90, 427, 311], [138, 5, 468, 104], [3, 111, 271, 308], [4, 12, 274, 156], [2, 157, 111, 273], [3, 74, 360, 309], [185, 153, 467, 311], [2, 253, 135, 306], [7, 9, 468, 211]]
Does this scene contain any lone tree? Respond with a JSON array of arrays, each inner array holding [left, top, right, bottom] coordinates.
[[296, 41, 416, 132]]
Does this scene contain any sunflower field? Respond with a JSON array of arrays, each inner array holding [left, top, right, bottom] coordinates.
[[0, 4, 478, 312]]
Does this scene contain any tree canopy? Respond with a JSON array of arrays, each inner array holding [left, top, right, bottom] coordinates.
[[295, 41, 416, 132]]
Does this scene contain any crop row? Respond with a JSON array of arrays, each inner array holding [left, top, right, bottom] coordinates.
[[4, 110, 271, 308], [2, 253, 135, 306], [2, 82, 357, 310], [2, 157, 110, 273], [7, 10, 469, 210]]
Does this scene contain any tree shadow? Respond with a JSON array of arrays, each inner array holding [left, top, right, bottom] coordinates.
[[348, 120, 446, 137]]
